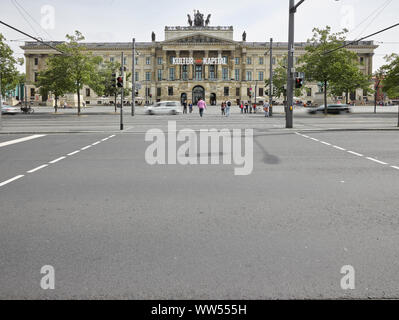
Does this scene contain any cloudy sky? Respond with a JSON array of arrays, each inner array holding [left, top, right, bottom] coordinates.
[[1, 0, 398, 72]]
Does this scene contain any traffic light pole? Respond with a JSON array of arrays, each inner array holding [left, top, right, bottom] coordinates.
[[269, 37, 273, 117], [120, 52, 124, 131], [132, 38, 135, 117]]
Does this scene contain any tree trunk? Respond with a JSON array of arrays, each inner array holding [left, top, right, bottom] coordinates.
[[77, 84, 81, 116], [55, 96, 58, 113], [114, 92, 117, 113], [324, 80, 328, 115]]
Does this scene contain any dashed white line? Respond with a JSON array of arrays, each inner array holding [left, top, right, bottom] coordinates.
[[109, 135, 116, 138], [310, 138, 319, 142], [101, 138, 108, 142], [320, 141, 331, 146], [92, 141, 101, 146], [27, 164, 49, 173], [49, 156, 66, 164], [0, 175, 24, 187], [347, 151, 364, 157], [333, 146, 346, 151], [68, 150, 80, 156], [81, 146, 92, 150], [366, 157, 388, 165], [391, 166, 399, 170]]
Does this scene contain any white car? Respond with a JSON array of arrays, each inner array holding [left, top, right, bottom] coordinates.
[[1, 104, 21, 115], [146, 101, 182, 115]]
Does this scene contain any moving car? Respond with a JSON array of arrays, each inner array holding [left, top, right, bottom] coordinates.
[[1, 103, 21, 115], [308, 104, 351, 114], [146, 101, 182, 115]]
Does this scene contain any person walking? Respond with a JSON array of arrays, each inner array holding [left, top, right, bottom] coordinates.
[[197, 98, 207, 118], [253, 103, 257, 114], [245, 102, 249, 114], [221, 102, 226, 116], [226, 100, 231, 117], [240, 102, 244, 114], [183, 100, 188, 114], [189, 101, 193, 113], [263, 101, 270, 117]]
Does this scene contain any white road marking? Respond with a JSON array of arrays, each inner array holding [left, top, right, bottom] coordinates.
[[68, 150, 80, 156], [49, 156, 66, 164], [0, 175, 24, 187], [333, 145, 346, 151], [27, 164, 48, 173], [0, 135, 46, 148], [109, 135, 116, 138], [391, 166, 399, 170], [347, 151, 363, 157], [101, 138, 108, 142], [302, 135, 310, 139], [366, 157, 388, 165], [310, 138, 319, 142], [92, 141, 101, 146], [320, 141, 331, 146], [81, 146, 92, 150]]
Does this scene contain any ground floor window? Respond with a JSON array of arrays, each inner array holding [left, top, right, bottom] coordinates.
[[259, 88, 264, 97], [168, 87, 174, 96], [224, 87, 229, 97], [157, 87, 161, 97], [236, 88, 240, 96]]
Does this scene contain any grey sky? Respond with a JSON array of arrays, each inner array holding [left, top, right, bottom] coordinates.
[[1, 0, 398, 72]]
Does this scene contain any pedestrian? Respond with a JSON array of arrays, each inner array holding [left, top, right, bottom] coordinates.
[[221, 102, 226, 116], [263, 101, 270, 117], [253, 103, 257, 114], [250, 104, 253, 114], [183, 100, 188, 114], [189, 101, 193, 113], [226, 100, 231, 117], [245, 102, 249, 114], [197, 98, 207, 118], [240, 102, 244, 114]]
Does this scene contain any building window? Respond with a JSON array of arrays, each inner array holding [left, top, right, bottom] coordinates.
[[146, 57, 151, 65], [272, 57, 276, 65], [259, 57, 264, 65], [157, 69, 162, 81], [246, 71, 252, 81], [222, 68, 228, 81], [157, 87, 162, 97], [258, 71, 264, 81], [236, 88, 240, 96], [259, 88, 264, 97], [182, 65, 188, 80], [146, 71, 151, 81], [86, 88, 91, 97], [223, 56, 228, 64], [195, 65, 202, 81], [34, 72, 38, 82], [135, 72, 139, 82], [360, 57, 364, 64], [235, 69, 240, 81], [307, 88, 312, 97], [34, 57, 39, 66], [224, 87, 229, 97], [157, 57, 162, 65], [168, 86, 173, 96], [146, 88, 151, 97], [209, 65, 216, 80], [169, 56, 175, 64], [135, 57, 139, 65], [169, 68, 175, 81], [247, 57, 252, 65], [110, 57, 115, 63], [30, 88, 35, 97], [235, 57, 240, 65], [123, 57, 127, 65]]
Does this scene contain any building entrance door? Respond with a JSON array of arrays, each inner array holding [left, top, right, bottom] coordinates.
[[210, 93, 217, 105], [192, 86, 205, 105], [181, 93, 187, 105]]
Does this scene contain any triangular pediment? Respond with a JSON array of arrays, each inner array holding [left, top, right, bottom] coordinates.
[[163, 33, 236, 45]]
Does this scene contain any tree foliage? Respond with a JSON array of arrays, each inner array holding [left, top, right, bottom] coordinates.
[[0, 33, 23, 96], [380, 54, 399, 98]]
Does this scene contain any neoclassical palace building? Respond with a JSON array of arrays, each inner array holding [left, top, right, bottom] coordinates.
[[21, 12, 378, 106]]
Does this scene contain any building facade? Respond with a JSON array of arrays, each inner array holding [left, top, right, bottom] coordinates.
[[21, 13, 378, 107]]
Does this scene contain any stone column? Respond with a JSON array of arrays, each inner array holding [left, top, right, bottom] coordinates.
[[189, 50, 193, 80], [163, 50, 168, 81], [217, 50, 222, 80], [204, 50, 209, 80], [176, 50, 180, 80]]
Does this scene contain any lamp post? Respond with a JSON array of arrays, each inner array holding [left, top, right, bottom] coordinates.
[[132, 38, 135, 116], [269, 38, 274, 117]]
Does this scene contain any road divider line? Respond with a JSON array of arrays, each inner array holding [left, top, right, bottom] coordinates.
[[92, 141, 101, 146], [68, 150, 80, 156], [347, 151, 363, 157], [310, 138, 319, 142], [81, 146, 92, 150], [333, 146, 346, 151], [366, 157, 388, 165], [391, 166, 399, 170], [0, 175, 24, 187], [321, 141, 331, 146], [0, 135, 46, 148], [27, 164, 48, 173], [49, 156, 66, 164]]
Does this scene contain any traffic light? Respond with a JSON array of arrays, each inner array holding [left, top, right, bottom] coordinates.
[[111, 73, 116, 88], [117, 76, 123, 88], [295, 78, 303, 89]]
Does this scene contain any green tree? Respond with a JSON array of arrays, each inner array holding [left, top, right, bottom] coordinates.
[[48, 31, 102, 115], [0, 33, 22, 98], [380, 54, 399, 98], [38, 53, 74, 112], [299, 26, 365, 114]]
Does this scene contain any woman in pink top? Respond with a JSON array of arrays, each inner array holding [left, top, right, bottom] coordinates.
[[197, 98, 207, 118]]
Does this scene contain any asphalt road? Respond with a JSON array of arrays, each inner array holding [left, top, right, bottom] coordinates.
[[0, 113, 398, 299]]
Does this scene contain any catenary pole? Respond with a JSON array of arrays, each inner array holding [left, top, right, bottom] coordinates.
[[269, 37, 273, 117], [286, 0, 295, 128], [132, 38, 135, 116], [120, 52, 124, 130]]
